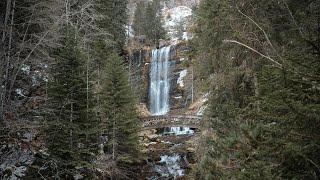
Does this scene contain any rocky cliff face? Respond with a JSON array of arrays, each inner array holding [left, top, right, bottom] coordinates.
[[128, 0, 198, 115], [167, 43, 194, 113], [129, 43, 194, 115], [128, 0, 198, 28]]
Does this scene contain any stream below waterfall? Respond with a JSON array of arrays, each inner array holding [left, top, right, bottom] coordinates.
[[141, 127, 196, 179], [142, 46, 197, 179]]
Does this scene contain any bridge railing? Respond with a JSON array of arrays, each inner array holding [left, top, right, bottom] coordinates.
[[140, 115, 201, 122], [139, 115, 202, 129]]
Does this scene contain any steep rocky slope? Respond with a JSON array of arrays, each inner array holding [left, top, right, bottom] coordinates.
[[128, 0, 200, 116]]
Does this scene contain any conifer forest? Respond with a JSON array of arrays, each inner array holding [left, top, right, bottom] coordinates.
[[0, 0, 319, 179]]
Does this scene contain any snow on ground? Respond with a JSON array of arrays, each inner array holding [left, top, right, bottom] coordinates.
[[15, 89, 25, 97], [197, 105, 208, 116], [202, 92, 210, 103], [196, 93, 210, 115], [177, 70, 187, 87], [21, 65, 30, 75], [186, 92, 210, 115]]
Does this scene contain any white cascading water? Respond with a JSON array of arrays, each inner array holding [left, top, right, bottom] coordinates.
[[149, 46, 171, 115], [155, 154, 184, 178], [167, 127, 194, 135], [149, 46, 192, 179]]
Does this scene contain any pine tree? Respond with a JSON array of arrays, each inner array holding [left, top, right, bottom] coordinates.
[[101, 53, 140, 177]]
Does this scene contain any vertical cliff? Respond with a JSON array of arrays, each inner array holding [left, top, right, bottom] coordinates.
[[127, 0, 198, 115]]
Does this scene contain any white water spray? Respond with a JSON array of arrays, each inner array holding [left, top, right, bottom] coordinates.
[[149, 46, 171, 115]]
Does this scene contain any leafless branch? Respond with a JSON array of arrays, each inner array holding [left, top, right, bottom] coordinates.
[[223, 39, 283, 68]]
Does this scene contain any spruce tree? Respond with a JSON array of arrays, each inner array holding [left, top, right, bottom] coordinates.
[[45, 26, 99, 177], [101, 53, 140, 177]]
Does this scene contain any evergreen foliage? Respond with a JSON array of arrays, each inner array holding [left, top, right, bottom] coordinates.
[[45, 26, 99, 177], [93, 0, 141, 177], [193, 0, 320, 179], [4, 0, 319, 179], [95, 0, 128, 52], [132, 2, 147, 37], [1, 0, 140, 179], [132, 1, 166, 46], [101, 53, 141, 177]]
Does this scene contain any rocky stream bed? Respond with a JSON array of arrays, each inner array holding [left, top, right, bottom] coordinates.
[[139, 127, 198, 179]]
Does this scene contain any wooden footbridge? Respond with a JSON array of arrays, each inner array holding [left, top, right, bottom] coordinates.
[[139, 115, 202, 130]]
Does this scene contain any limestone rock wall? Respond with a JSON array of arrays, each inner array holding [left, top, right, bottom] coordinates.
[[129, 42, 194, 115]]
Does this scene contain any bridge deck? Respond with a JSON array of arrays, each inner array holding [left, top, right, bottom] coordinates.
[[139, 115, 202, 130]]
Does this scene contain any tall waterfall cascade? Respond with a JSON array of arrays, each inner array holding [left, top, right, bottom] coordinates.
[[149, 46, 171, 115]]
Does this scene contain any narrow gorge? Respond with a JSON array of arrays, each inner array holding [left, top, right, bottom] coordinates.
[[139, 44, 199, 179], [2, 0, 318, 179], [126, 1, 205, 178]]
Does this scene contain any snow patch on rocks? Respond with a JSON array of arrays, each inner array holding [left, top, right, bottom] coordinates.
[[162, 6, 193, 41], [196, 93, 210, 115], [0, 147, 35, 179], [177, 70, 187, 87], [163, 6, 192, 25], [197, 105, 208, 116], [187, 92, 210, 116]]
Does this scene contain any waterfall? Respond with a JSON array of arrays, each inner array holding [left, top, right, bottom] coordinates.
[[149, 46, 171, 115]]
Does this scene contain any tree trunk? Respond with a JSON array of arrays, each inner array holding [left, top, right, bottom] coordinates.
[[253, 73, 260, 112], [65, 0, 69, 24], [70, 101, 73, 148], [191, 65, 194, 103], [86, 45, 89, 121], [2, 0, 12, 42], [97, 63, 101, 119], [112, 115, 116, 161], [1, 0, 15, 120]]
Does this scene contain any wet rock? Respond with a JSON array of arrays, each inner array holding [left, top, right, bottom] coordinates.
[[159, 39, 171, 48], [154, 157, 161, 162], [186, 147, 195, 153], [148, 134, 160, 142]]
